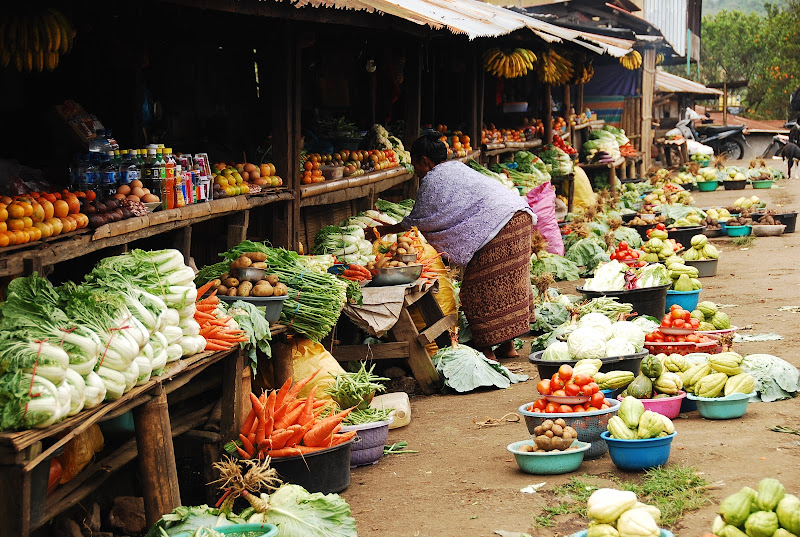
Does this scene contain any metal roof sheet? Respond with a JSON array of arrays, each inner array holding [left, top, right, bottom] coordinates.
[[656, 70, 722, 95]]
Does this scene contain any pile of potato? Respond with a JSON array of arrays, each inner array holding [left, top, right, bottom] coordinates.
[[519, 418, 579, 452], [213, 252, 289, 297], [366, 234, 420, 271]]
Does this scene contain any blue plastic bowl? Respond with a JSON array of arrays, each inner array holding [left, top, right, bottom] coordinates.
[[600, 431, 676, 471], [680, 396, 698, 412], [665, 289, 701, 313], [725, 225, 751, 237], [686, 391, 755, 420], [571, 530, 674, 537], [507, 440, 591, 474]]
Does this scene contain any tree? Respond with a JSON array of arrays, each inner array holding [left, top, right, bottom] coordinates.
[[698, 10, 762, 84]]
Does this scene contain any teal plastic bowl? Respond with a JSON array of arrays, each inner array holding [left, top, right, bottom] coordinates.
[[697, 180, 719, 191], [725, 225, 751, 237], [217, 524, 279, 537], [601, 431, 676, 471], [686, 391, 755, 419], [507, 440, 591, 474], [571, 530, 674, 537], [751, 180, 773, 189], [665, 289, 701, 313]]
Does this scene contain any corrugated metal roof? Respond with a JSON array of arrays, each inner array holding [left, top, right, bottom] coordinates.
[[643, 0, 686, 56], [656, 70, 722, 95]]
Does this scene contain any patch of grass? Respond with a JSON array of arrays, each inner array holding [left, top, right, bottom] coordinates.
[[532, 466, 710, 528], [732, 236, 755, 247]]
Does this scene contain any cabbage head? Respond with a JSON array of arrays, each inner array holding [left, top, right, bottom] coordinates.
[[605, 337, 636, 357], [567, 326, 608, 360], [610, 321, 646, 352], [542, 341, 570, 361], [577, 313, 613, 339]]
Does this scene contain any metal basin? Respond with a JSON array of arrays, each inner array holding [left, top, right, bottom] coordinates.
[[369, 264, 423, 286]]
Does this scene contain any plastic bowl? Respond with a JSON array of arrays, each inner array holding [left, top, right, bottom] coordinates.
[[751, 224, 785, 237], [684, 258, 718, 277], [725, 225, 751, 237], [703, 228, 724, 238], [665, 289, 701, 313], [269, 440, 354, 493], [528, 350, 647, 380], [617, 391, 687, 419], [668, 226, 706, 249], [507, 440, 591, 475], [723, 179, 747, 190], [216, 523, 279, 537], [751, 180, 773, 189], [519, 399, 620, 460], [601, 431, 676, 471], [697, 181, 719, 192], [218, 295, 289, 324], [340, 418, 393, 467], [369, 264, 423, 286], [686, 392, 755, 420], [571, 529, 674, 537], [577, 284, 670, 320]]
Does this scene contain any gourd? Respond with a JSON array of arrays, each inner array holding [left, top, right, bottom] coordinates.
[[662, 354, 688, 373], [709, 352, 744, 376], [627, 374, 654, 399], [616, 508, 660, 537], [682, 363, 712, 391], [697, 301, 718, 317], [618, 396, 645, 429], [587, 524, 620, 537], [743, 511, 779, 537], [720, 487, 757, 527], [773, 529, 799, 537], [598, 370, 635, 390], [674, 273, 694, 291], [654, 372, 683, 395], [722, 526, 748, 537], [712, 311, 732, 329], [633, 502, 662, 525], [607, 416, 637, 440], [694, 373, 728, 398], [724, 373, 755, 396], [636, 410, 664, 439], [640, 355, 663, 379], [711, 515, 727, 535], [587, 488, 638, 524], [754, 477, 785, 512], [777, 494, 800, 535], [659, 414, 675, 435]]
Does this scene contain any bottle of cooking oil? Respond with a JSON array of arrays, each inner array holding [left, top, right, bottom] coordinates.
[[370, 392, 411, 429]]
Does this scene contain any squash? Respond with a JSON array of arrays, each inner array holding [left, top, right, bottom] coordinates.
[[636, 410, 664, 439], [607, 416, 636, 440], [743, 511, 779, 537], [720, 488, 756, 527], [587, 488, 638, 524], [627, 374, 654, 399], [587, 524, 620, 537], [694, 373, 727, 398], [616, 508, 660, 537], [777, 494, 800, 534], [755, 478, 785, 512], [618, 396, 645, 429], [640, 355, 663, 379], [724, 373, 755, 396]]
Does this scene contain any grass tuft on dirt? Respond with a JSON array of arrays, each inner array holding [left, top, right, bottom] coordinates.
[[732, 236, 755, 248], [533, 465, 710, 528]]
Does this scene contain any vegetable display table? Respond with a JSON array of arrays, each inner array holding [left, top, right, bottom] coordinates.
[[655, 138, 690, 167], [578, 157, 626, 195], [0, 348, 247, 537]]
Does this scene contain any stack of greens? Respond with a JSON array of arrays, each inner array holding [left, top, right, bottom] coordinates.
[[324, 362, 392, 425], [539, 145, 574, 176]]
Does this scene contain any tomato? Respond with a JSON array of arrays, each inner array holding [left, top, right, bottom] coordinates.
[[631, 250, 639, 258], [670, 304, 683, 311], [677, 335, 687, 342], [660, 318, 671, 328], [550, 374, 565, 390], [545, 402, 560, 413], [536, 379, 552, 395], [532, 408, 542, 413], [572, 373, 591, 386], [645, 333, 656, 343], [552, 389, 567, 397], [686, 334, 700, 343], [671, 309, 685, 320], [585, 406, 599, 412], [559, 405, 574, 413], [618, 241, 628, 250], [656, 223, 666, 230], [601, 403, 610, 409], [583, 382, 600, 395], [672, 318, 685, 328], [590, 392, 606, 408], [532, 398, 547, 410], [665, 335, 676, 342], [690, 318, 700, 329], [683, 310, 691, 322], [558, 364, 573, 380], [565, 383, 581, 396]]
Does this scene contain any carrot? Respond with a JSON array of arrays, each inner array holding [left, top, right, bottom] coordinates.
[[342, 269, 365, 279], [204, 342, 230, 351], [264, 445, 324, 458], [196, 280, 218, 298], [273, 376, 294, 413], [285, 421, 315, 448], [302, 408, 353, 447], [194, 311, 217, 320], [205, 338, 236, 348], [268, 426, 298, 450], [285, 368, 322, 401], [239, 434, 255, 456], [313, 400, 328, 409], [298, 389, 316, 426], [198, 290, 219, 304], [274, 401, 306, 430], [240, 407, 256, 436], [314, 424, 343, 448], [256, 402, 267, 444], [263, 391, 276, 438], [237, 446, 252, 459], [247, 432, 255, 445], [249, 417, 259, 436], [328, 430, 358, 446], [196, 302, 217, 311], [248, 392, 264, 416]]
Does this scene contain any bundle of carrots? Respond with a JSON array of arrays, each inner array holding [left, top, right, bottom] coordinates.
[[194, 280, 249, 351], [419, 251, 446, 283], [340, 264, 372, 282], [235, 369, 357, 459], [620, 143, 639, 157]]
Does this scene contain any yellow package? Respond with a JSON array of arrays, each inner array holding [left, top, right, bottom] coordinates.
[[291, 337, 347, 400]]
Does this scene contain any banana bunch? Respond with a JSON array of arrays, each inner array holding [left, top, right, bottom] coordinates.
[[572, 62, 594, 85], [619, 50, 643, 70], [656, 52, 665, 65], [536, 49, 573, 85], [0, 9, 75, 73], [483, 48, 537, 79]]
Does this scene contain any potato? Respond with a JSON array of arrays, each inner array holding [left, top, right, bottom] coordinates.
[[389, 243, 398, 252], [397, 247, 407, 255], [541, 420, 553, 431], [256, 280, 268, 286], [550, 424, 564, 437], [554, 418, 566, 427], [563, 426, 577, 440], [252, 283, 273, 297], [209, 278, 222, 289], [217, 285, 229, 295], [273, 282, 288, 296], [545, 429, 554, 438], [226, 288, 238, 296], [223, 277, 240, 288], [220, 272, 231, 281], [534, 435, 552, 450], [376, 256, 389, 269], [230, 256, 252, 269], [238, 281, 254, 297], [518, 444, 535, 453], [533, 425, 543, 436], [251, 262, 268, 269], [397, 235, 412, 245], [244, 252, 267, 262], [266, 274, 279, 286]]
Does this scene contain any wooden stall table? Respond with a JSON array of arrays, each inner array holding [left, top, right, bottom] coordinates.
[[332, 280, 450, 395], [655, 138, 690, 167], [481, 142, 510, 166], [620, 155, 643, 180], [550, 173, 576, 213], [0, 349, 247, 537], [577, 157, 626, 195]]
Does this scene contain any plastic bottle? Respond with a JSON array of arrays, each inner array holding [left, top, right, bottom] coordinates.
[[83, 154, 99, 193], [369, 392, 411, 429], [68, 153, 82, 191], [164, 147, 176, 208], [142, 148, 160, 197], [174, 165, 186, 207], [105, 129, 120, 151], [119, 150, 140, 186], [98, 151, 119, 198], [88, 129, 111, 154]]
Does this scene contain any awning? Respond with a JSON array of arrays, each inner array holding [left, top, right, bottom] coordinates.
[[655, 70, 723, 96]]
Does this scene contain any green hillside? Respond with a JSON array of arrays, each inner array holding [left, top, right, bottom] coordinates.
[[702, 0, 786, 16]]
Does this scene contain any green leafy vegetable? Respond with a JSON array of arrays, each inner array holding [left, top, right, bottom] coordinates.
[[433, 343, 528, 393], [249, 485, 357, 537], [530, 252, 580, 282], [225, 301, 272, 373]]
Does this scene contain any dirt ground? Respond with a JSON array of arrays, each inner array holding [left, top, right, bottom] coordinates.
[[340, 167, 800, 537]]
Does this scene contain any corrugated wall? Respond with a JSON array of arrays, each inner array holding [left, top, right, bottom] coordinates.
[[643, 0, 687, 57]]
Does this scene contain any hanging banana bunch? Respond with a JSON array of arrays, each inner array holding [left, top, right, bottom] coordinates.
[[483, 48, 537, 79], [0, 8, 75, 73], [656, 52, 665, 66], [536, 49, 574, 85], [619, 50, 643, 70], [570, 61, 594, 85]]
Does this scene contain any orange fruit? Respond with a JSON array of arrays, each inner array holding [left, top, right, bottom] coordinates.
[[65, 215, 78, 230], [73, 213, 88, 229], [2, 230, 15, 245], [53, 200, 69, 218], [40, 199, 54, 220], [21, 216, 32, 228], [0, 221, 5, 233], [31, 202, 44, 223], [0, 196, 12, 205], [7, 218, 24, 231], [25, 226, 42, 242], [0, 233, 8, 248], [46, 218, 63, 236], [43, 193, 56, 203], [0, 204, 7, 222], [66, 196, 81, 214], [12, 230, 28, 244], [33, 222, 52, 238], [58, 217, 73, 233], [85, 190, 96, 201], [17, 201, 33, 217], [303, 161, 313, 171], [7, 202, 24, 219]]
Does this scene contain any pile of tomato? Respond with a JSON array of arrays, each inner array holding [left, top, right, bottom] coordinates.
[[610, 240, 646, 266], [643, 305, 715, 354], [529, 364, 611, 414]]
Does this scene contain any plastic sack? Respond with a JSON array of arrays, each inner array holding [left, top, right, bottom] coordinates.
[[291, 338, 347, 401], [56, 424, 105, 484], [572, 166, 597, 211], [526, 181, 564, 255]]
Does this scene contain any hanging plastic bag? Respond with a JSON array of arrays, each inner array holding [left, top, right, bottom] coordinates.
[[526, 181, 564, 255]]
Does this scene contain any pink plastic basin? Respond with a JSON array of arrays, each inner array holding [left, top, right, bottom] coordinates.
[[617, 391, 687, 419]]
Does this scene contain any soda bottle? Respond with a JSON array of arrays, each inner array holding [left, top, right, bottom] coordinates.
[[174, 165, 186, 207], [142, 148, 160, 197], [98, 151, 119, 198]]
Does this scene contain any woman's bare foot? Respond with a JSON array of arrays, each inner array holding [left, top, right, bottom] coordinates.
[[477, 347, 498, 361], [495, 340, 519, 358]]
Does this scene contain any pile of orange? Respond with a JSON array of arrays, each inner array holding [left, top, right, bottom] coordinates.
[[0, 190, 90, 248], [301, 155, 323, 185]]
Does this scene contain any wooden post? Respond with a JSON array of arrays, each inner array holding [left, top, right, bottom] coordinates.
[[722, 81, 728, 126], [219, 349, 245, 441], [563, 84, 571, 120], [576, 84, 584, 118], [132, 384, 180, 527], [389, 308, 442, 395], [226, 210, 250, 249], [640, 48, 656, 170], [270, 336, 295, 389], [0, 444, 37, 537], [468, 42, 482, 150], [404, 40, 422, 150], [543, 85, 553, 145], [173, 226, 192, 263]]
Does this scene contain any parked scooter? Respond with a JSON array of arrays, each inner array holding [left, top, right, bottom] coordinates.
[[667, 108, 750, 160]]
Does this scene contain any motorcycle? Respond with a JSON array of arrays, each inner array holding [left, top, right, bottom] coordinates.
[[667, 108, 750, 160]]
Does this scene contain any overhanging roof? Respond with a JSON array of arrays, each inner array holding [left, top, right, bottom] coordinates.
[[655, 70, 722, 96]]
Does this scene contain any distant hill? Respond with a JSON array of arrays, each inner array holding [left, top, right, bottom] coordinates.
[[702, 0, 786, 16]]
